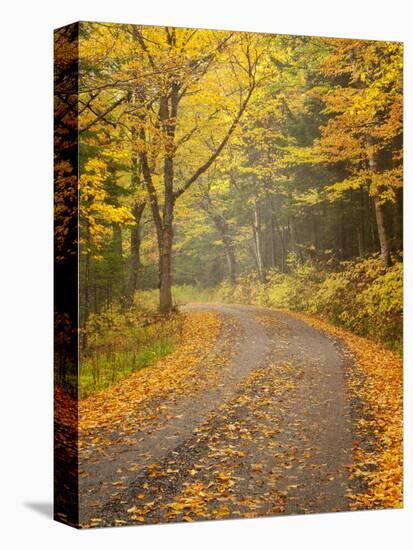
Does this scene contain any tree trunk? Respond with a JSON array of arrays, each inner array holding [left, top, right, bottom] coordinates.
[[159, 153, 175, 313], [214, 221, 236, 284], [269, 211, 277, 269], [271, 210, 285, 273], [112, 222, 127, 304], [393, 188, 403, 251], [357, 187, 366, 257], [339, 200, 346, 260], [82, 220, 91, 349], [369, 149, 391, 267], [368, 195, 378, 251], [252, 201, 265, 282], [373, 194, 391, 267], [219, 235, 236, 285], [159, 226, 173, 313], [207, 210, 237, 284], [129, 202, 145, 297]]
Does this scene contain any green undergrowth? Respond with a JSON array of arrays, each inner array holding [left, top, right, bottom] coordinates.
[[217, 254, 402, 353], [173, 254, 403, 353], [79, 340, 176, 398], [78, 292, 182, 398], [172, 284, 219, 305]]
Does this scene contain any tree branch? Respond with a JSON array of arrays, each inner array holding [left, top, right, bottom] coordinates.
[[79, 96, 127, 133], [174, 86, 254, 199]]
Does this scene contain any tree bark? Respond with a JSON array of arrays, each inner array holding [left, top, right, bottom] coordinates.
[[129, 202, 145, 297], [224, 239, 237, 285], [112, 222, 126, 300], [210, 217, 236, 284], [271, 210, 286, 273], [373, 194, 391, 267], [159, 145, 176, 313], [369, 149, 391, 267], [269, 211, 277, 269], [212, 215, 236, 284], [201, 190, 237, 285], [252, 201, 265, 282], [159, 226, 174, 313], [393, 188, 403, 251], [357, 187, 366, 257], [82, 220, 91, 349]]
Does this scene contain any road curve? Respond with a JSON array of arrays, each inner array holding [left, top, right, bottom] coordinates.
[[79, 303, 354, 525]]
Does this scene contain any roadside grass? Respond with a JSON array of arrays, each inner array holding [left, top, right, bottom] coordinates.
[[172, 284, 218, 305], [77, 311, 182, 398], [79, 339, 176, 398]]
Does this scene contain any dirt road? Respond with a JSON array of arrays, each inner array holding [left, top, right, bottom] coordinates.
[[79, 304, 354, 526]]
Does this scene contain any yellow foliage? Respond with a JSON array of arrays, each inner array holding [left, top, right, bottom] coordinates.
[[79, 158, 133, 253]]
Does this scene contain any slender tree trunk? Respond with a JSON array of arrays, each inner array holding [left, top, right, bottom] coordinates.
[[357, 187, 366, 257], [252, 201, 265, 282], [112, 222, 127, 304], [159, 155, 175, 313], [129, 202, 145, 297], [393, 188, 403, 251], [222, 237, 236, 285], [269, 212, 277, 268], [369, 149, 391, 267], [207, 209, 237, 284], [339, 200, 346, 260], [373, 194, 391, 267], [368, 195, 378, 251], [271, 210, 285, 273], [94, 284, 98, 313], [217, 227, 236, 285], [82, 220, 91, 349]]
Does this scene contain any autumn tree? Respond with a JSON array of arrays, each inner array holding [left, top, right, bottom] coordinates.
[[75, 24, 402, 320], [307, 39, 403, 267]]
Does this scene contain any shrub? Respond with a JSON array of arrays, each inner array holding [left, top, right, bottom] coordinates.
[[78, 291, 182, 397], [216, 254, 402, 351]]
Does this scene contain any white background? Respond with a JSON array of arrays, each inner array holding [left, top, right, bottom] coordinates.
[[1, 0, 411, 548]]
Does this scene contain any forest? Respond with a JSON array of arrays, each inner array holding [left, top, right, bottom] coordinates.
[[55, 23, 403, 396], [54, 22, 403, 527]]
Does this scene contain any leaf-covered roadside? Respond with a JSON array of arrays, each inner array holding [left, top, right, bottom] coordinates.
[[55, 310, 223, 472], [289, 311, 403, 510], [78, 312, 222, 440]]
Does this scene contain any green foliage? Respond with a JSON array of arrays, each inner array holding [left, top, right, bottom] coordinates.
[[79, 341, 175, 398], [216, 255, 402, 351], [217, 257, 322, 312], [172, 284, 219, 305], [78, 291, 182, 397]]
